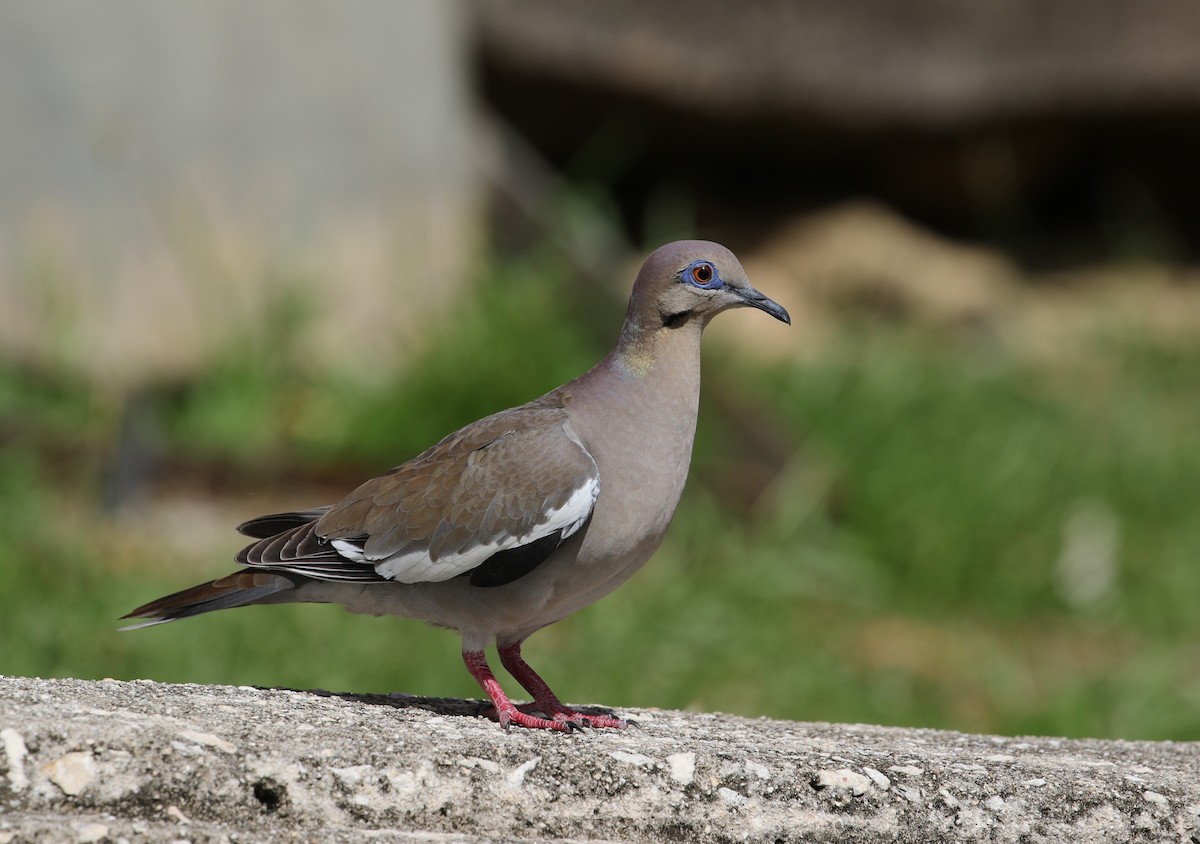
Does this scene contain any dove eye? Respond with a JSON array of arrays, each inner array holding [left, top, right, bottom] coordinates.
[[683, 261, 721, 289]]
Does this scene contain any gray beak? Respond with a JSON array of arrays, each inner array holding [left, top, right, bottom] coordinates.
[[733, 286, 791, 325]]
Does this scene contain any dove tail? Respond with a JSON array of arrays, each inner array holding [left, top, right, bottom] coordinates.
[[120, 571, 299, 629]]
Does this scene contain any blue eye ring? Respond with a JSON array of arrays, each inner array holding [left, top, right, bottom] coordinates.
[[683, 260, 723, 289]]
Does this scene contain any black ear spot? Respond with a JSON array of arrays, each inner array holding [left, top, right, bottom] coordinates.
[[662, 310, 691, 329]]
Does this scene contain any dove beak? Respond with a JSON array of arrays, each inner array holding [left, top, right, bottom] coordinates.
[[732, 286, 791, 324]]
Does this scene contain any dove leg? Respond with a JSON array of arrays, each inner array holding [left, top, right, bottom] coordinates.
[[461, 649, 574, 731], [498, 641, 626, 729]]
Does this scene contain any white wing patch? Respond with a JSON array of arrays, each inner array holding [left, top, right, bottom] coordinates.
[[331, 477, 600, 584]]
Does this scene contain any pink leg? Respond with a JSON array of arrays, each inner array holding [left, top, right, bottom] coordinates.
[[498, 642, 626, 729], [462, 650, 572, 731]]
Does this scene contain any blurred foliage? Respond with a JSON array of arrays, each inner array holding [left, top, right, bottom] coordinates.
[[1, 247, 1198, 742], [155, 253, 616, 469]]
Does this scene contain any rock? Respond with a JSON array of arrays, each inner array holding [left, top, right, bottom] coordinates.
[[666, 751, 696, 786], [1, 727, 29, 792], [41, 751, 96, 797], [863, 767, 890, 790], [610, 750, 655, 767], [813, 768, 874, 796], [73, 822, 109, 843], [1, 675, 1199, 843], [505, 755, 540, 788]]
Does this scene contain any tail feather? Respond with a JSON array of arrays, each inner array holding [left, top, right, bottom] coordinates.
[[120, 571, 297, 629]]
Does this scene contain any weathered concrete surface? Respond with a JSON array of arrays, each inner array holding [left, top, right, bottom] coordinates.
[[2, 676, 1198, 843]]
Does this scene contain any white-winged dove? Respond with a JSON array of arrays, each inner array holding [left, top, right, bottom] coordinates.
[[124, 240, 790, 731]]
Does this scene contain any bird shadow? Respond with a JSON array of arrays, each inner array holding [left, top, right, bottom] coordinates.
[[319, 688, 493, 719], [274, 687, 625, 726]]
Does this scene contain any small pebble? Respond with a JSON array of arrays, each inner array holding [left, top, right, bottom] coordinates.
[[745, 760, 770, 780], [667, 752, 696, 786], [863, 767, 891, 790], [74, 823, 109, 844], [42, 752, 95, 796], [718, 786, 746, 807], [1, 729, 29, 793], [814, 768, 872, 796], [507, 756, 540, 788], [610, 750, 654, 767]]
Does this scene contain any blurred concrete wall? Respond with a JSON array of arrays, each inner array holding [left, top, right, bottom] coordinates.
[[476, 0, 1200, 127], [472, 0, 1200, 267], [0, 1, 477, 385]]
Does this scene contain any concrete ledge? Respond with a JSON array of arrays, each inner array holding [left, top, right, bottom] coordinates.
[[1, 676, 1197, 843]]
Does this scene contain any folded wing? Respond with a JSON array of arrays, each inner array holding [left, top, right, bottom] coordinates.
[[233, 400, 599, 588]]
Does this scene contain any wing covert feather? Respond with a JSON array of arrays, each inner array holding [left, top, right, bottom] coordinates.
[[312, 402, 598, 582]]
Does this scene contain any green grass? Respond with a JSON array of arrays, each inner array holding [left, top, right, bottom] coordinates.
[[2, 255, 1199, 741]]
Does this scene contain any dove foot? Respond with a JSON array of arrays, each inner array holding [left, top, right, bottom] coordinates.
[[499, 642, 626, 729], [462, 648, 626, 732]]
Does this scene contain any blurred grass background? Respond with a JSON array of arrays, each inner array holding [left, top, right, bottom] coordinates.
[[2, 1, 1199, 743]]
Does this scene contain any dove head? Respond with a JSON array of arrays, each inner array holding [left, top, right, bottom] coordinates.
[[621, 240, 790, 342]]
